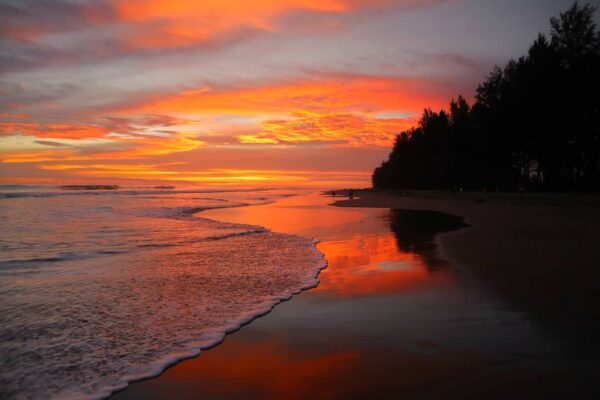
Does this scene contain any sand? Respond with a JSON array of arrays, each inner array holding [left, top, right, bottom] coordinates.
[[110, 191, 600, 399], [334, 189, 600, 355]]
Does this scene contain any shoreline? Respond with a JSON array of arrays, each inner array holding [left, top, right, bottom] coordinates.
[[112, 191, 600, 399], [333, 189, 600, 355], [107, 194, 328, 399]]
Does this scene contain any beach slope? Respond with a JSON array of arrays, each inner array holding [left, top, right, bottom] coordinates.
[[334, 190, 600, 354]]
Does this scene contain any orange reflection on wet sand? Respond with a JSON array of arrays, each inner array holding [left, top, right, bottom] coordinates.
[[112, 193, 576, 400], [114, 321, 524, 400], [316, 234, 451, 298], [165, 338, 364, 399], [201, 193, 366, 236], [203, 193, 454, 300]]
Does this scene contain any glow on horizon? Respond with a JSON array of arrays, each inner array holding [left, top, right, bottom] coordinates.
[[0, 0, 581, 187]]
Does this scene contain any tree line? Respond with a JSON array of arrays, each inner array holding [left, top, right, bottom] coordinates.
[[373, 2, 600, 192]]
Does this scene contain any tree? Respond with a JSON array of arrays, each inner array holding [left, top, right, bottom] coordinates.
[[373, 2, 600, 192]]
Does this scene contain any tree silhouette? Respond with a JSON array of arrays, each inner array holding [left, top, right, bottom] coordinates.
[[373, 2, 600, 192]]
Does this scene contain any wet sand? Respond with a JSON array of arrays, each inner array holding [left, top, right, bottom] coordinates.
[[335, 190, 600, 356], [112, 192, 600, 399]]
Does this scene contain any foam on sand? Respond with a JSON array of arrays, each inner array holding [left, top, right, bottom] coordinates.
[[0, 188, 326, 399]]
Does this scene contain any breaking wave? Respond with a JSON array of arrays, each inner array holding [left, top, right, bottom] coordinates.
[[0, 187, 325, 399]]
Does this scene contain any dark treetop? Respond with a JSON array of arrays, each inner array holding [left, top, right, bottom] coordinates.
[[373, 2, 600, 192]]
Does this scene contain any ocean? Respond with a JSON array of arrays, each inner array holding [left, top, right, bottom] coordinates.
[[0, 186, 325, 399]]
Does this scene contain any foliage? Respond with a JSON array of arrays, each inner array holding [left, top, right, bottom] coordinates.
[[373, 2, 600, 191]]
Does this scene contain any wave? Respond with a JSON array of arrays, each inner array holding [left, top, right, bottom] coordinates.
[[60, 185, 120, 191], [99, 244, 327, 400], [0, 250, 129, 269], [0, 189, 329, 400], [204, 228, 267, 241], [0, 234, 326, 400]]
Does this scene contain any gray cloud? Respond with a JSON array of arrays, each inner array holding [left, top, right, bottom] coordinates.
[[33, 140, 69, 147]]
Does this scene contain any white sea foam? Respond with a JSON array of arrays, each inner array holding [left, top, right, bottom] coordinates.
[[0, 187, 325, 399]]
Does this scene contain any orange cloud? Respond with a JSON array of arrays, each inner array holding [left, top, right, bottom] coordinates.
[[0, 112, 207, 170], [127, 74, 447, 147], [2, 0, 452, 48], [47, 167, 293, 183], [0, 72, 451, 185], [0, 132, 203, 163], [14, 161, 370, 187], [111, 0, 356, 48], [0, 122, 108, 140], [109, 0, 456, 49], [239, 112, 412, 147], [114, 0, 349, 22], [133, 75, 438, 116], [0, 74, 442, 179]]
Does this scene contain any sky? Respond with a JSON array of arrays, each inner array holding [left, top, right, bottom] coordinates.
[[1, 0, 597, 187]]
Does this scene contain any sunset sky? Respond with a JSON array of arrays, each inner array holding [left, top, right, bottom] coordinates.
[[0, 0, 592, 187]]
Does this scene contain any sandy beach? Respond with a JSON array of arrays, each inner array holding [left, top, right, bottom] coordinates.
[[335, 190, 600, 356], [4, 2, 600, 399], [112, 191, 600, 399]]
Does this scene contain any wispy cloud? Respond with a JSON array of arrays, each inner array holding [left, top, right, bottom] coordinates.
[[3, 0, 550, 186], [33, 140, 69, 147]]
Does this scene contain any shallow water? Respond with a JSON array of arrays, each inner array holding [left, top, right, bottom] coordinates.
[[113, 193, 596, 399], [0, 187, 325, 399]]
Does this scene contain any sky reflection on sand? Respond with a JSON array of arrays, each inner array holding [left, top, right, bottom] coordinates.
[[200, 193, 458, 302], [113, 193, 589, 399]]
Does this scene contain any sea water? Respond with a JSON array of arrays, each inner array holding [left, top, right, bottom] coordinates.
[[0, 186, 325, 399]]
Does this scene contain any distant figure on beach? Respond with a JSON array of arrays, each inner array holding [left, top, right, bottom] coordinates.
[[349, 189, 354, 199], [332, 191, 336, 197]]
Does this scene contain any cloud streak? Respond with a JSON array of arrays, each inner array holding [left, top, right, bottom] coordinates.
[[1, 0, 563, 186]]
